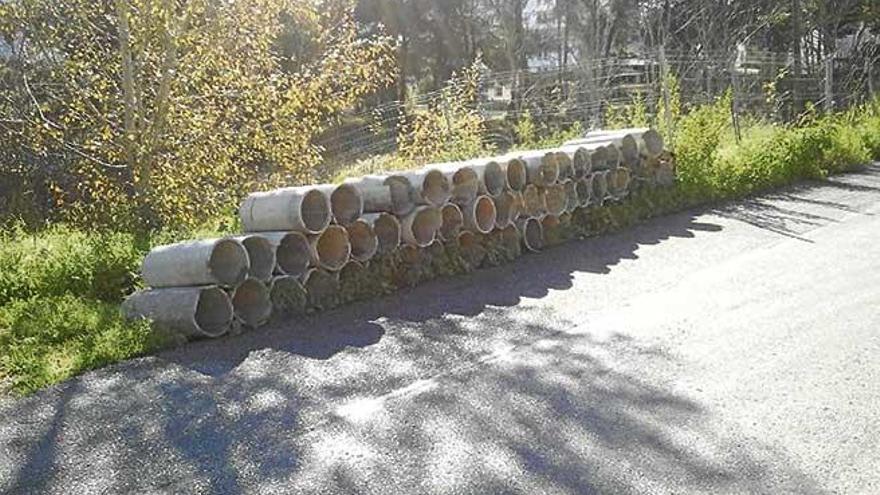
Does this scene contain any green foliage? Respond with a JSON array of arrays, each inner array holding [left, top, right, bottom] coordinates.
[[605, 92, 650, 130], [0, 295, 167, 394], [0, 225, 146, 306], [512, 111, 583, 150], [674, 91, 733, 198], [656, 70, 682, 143]]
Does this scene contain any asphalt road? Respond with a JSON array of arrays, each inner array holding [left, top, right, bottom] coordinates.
[[1, 166, 879, 494]]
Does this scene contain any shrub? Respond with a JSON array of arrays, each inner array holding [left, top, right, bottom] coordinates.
[[0, 295, 167, 394], [673, 91, 733, 199]]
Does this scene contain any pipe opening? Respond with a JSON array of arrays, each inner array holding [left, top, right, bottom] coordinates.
[[300, 189, 331, 233], [590, 147, 608, 170], [240, 236, 274, 281], [506, 158, 527, 191], [194, 287, 234, 337], [315, 225, 351, 271], [501, 225, 520, 255], [472, 196, 497, 234], [347, 220, 378, 261], [330, 184, 363, 225], [276, 232, 310, 277], [544, 184, 567, 216], [573, 147, 591, 177], [483, 161, 506, 196], [592, 172, 608, 203], [562, 180, 578, 212], [208, 239, 250, 287], [269, 276, 306, 317], [523, 185, 545, 217], [440, 203, 464, 240], [457, 231, 486, 268], [642, 129, 664, 157], [604, 145, 621, 169], [539, 154, 560, 185], [451, 167, 479, 203], [232, 278, 272, 328], [421, 169, 451, 206], [576, 179, 592, 207], [620, 135, 639, 164], [493, 191, 518, 228], [520, 218, 544, 253], [555, 153, 573, 180], [384, 175, 415, 216], [371, 213, 401, 254], [407, 207, 441, 246]]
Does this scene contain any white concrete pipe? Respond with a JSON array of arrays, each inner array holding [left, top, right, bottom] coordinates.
[[562, 180, 579, 213], [554, 152, 574, 181], [260, 231, 311, 278], [604, 144, 622, 170], [576, 176, 593, 207], [515, 217, 544, 253], [470, 160, 507, 196], [439, 203, 464, 241], [434, 163, 479, 205], [230, 278, 272, 328], [503, 157, 528, 192], [403, 168, 452, 207], [566, 128, 664, 159], [543, 184, 567, 216], [315, 183, 363, 226], [345, 174, 415, 216], [233, 234, 275, 282], [401, 205, 442, 247], [492, 190, 520, 228], [589, 146, 609, 171], [142, 238, 249, 289], [308, 224, 351, 271], [462, 195, 497, 234], [303, 268, 340, 309], [346, 218, 379, 262], [500, 224, 521, 257], [609, 167, 632, 198], [522, 184, 547, 217], [122, 286, 233, 338], [268, 275, 307, 317], [517, 150, 559, 186], [572, 147, 592, 178], [362, 212, 401, 254], [592, 171, 609, 205], [239, 186, 331, 234]]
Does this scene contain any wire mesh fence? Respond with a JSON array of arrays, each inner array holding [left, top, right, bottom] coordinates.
[[316, 48, 877, 179]]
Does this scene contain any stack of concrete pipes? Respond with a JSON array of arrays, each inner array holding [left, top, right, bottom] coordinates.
[[123, 127, 667, 338]]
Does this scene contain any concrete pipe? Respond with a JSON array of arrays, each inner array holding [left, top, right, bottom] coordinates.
[[315, 183, 363, 226], [562, 180, 579, 213], [362, 212, 401, 254], [230, 278, 272, 328], [308, 224, 350, 271], [572, 147, 592, 178], [519, 151, 559, 186], [554, 152, 574, 181], [515, 217, 544, 253], [268, 275, 307, 318], [522, 184, 547, 218], [436, 164, 479, 205], [122, 286, 233, 338], [543, 183, 567, 216], [303, 268, 340, 311], [576, 177, 593, 207], [260, 231, 311, 278], [589, 146, 609, 171], [142, 238, 249, 289], [403, 169, 451, 207], [500, 224, 522, 259], [233, 234, 275, 282], [401, 205, 442, 247], [604, 144, 622, 170], [346, 218, 378, 262], [492, 190, 520, 228], [457, 230, 486, 269], [338, 260, 369, 303], [462, 195, 497, 234], [439, 203, 464, 241], [503, 157, 528, 192], [471, 160, 507, 196], [345, 174, 415, 217], [610, 167, 632, 198], [240, 186, 331, 234], [566, 128, 664, 159], [592, 171, 609, 206]]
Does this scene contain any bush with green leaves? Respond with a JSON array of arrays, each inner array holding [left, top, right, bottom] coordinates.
[[0, 295, 167, 394]]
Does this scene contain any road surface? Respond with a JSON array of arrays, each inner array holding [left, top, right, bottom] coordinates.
[[1, 165, 879, 494]]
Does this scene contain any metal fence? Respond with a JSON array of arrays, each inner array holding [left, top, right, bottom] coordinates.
[[316, 48, 877, 177]]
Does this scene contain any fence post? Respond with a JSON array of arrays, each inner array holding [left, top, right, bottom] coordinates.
[[824, 53, 834, 112], [729, 50, 741, 143], [658, 45, 673, 143]]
